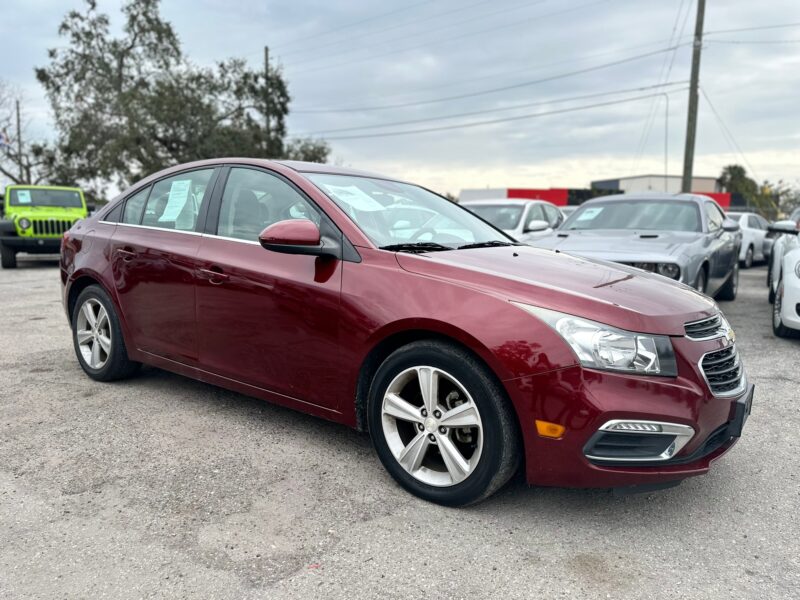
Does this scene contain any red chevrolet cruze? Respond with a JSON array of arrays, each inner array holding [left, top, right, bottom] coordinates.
[[60, 159, 753, 506]]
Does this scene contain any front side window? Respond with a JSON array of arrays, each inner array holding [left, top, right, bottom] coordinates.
[[141, 169, 214, 231], [308, 174, 509, 249], [217, 168, 321, 242], [705, 203, 724, 231], [563, 200, 702, 232], [122, 187, 150, 224], [542, 204, 562, 228], [525, 204, 546, 228]]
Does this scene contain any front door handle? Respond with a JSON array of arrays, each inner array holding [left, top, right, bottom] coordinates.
[[198, 267, 229, 285]]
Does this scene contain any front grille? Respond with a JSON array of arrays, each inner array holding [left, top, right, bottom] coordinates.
[[31, 219, 75, 236], [701, 345, 743, 395], [685, 314, 723, 339]]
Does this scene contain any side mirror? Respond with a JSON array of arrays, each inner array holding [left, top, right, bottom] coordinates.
[[259, 219, 340, 258], [722, 218, 740, 232], [524, 219, 550, 233], [768, 220, 800, 235]]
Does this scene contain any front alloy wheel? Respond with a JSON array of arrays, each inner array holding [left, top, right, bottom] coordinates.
[[368, 341, 520, 506], [381, 366, 483, 487]]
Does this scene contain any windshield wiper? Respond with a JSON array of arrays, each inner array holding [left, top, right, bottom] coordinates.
[[379, 242, 452, 254], [457, 240, 516, 250]]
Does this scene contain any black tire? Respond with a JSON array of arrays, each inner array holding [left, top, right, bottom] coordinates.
[[742, 245, 754, 269], [694, 266, 707, 295], [716, 261, 739, 301], [768, 263, 776, 304], [71, 284, 140, 381], [773, 278, 800, 338], [0, 243, 17, 269], [367, 340, 521, 507]]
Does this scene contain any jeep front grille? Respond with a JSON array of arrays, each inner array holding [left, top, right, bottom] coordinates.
[[31, 219, 75, 236], [685, 314, 724, 339], [701, 345, 744, 395]]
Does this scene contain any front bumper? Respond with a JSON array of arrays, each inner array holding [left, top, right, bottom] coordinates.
[[504, 336, 753, 488], [0, 235, 62, 253]]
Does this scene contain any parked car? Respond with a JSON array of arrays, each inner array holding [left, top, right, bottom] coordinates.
[[531, 193, 742, 300], [460, 198, 564, 242], [771, 247, 800, 338], [560, 206, 578, 218], [726, 211, 770, 268], [61, 160, 753, 506], [0, 184, 90, 268], [766, 209, 800, 308]]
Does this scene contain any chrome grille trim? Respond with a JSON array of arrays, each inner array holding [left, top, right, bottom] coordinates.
[[685, 314, 725, 340], [699, 344, 746, 397]]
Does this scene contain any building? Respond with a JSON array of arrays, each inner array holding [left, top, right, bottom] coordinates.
[[591, 174, 720, 194]]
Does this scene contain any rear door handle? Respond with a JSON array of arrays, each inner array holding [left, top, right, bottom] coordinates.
[[197, 268, 229, 284]]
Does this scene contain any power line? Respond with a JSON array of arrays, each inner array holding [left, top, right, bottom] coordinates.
[[296, 81, 688, 136], [322, 89, 688, 140], [704, 22, 800, 36], [292, 44, 686, 114], [280, 0, 529, 62], [270, 1, 434, 52], [285, 0, 608, 76], [700, 87, 761, 183], [706, 38, 800, 44]]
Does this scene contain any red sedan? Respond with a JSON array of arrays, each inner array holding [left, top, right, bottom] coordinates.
[[60, 159, 753, 506]]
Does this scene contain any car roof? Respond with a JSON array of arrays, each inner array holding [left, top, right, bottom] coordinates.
[[275, 160, 395, 180], [460, 198, 553, 206], [580, 192, 714, 206]]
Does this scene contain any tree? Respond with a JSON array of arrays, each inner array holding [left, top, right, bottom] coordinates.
[[0, 82, 58, 185], [35, 0, 328, 197], [717, 164, 778, 216]]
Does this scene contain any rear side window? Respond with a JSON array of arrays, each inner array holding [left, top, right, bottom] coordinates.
[[122, 187, 150, 224], [103, 202, 123, 223], [142, 169, 214, 231]]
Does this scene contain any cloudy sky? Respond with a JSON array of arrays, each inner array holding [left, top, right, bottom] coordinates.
[[2, 0, 799, 195]]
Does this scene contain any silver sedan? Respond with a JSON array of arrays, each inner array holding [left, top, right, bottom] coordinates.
[[530, 193, 742, 300]]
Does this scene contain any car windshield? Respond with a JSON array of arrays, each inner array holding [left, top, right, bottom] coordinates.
[[464, 204, 525, 230], [563, 200, 701, 232], [8, 188, 83, 208], [307, 174, 510, 250]]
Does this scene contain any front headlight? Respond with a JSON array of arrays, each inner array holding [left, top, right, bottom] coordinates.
[[18, 217, 31, 230], [512, 303, 678, 377], [656, 263, 680, 279]]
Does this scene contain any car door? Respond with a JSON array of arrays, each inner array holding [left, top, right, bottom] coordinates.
[[109, 167, 218, 364], [703, 202, 736, 293], [195, 166, 343, 409]]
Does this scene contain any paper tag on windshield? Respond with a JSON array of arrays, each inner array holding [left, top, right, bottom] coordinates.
[[16, 189, 31, 204], [577, 207, 603, 220], [159, 179, 192, 221], [323, 184, 384, 212]]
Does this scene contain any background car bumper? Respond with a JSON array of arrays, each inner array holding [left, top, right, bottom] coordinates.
[[504, 361, 752, 488], [0, 236, 62, 253]]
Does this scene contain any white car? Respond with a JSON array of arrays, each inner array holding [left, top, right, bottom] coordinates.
[[726, 211, 770, 268], [773, 247, 800, 337], [767, 208, 800, 304], [461, 198, 565, 242]]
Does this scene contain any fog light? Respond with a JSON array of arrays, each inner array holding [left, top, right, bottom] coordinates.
[[535, 419, 565, 439], [18, 218, 31, 230]]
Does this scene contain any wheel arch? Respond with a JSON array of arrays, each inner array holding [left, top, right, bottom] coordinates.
[[66, 272, 135, 355]]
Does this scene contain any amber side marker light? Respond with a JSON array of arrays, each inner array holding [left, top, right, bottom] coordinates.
[[535, 420, 565, 439]]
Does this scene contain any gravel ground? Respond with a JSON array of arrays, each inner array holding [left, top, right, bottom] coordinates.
[[0, 258, 798, 599]]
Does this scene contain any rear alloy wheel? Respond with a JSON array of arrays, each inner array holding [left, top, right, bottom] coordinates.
[[72, 285, 140, 381], [773, 278, 799, 338], [0, 243, 16, 269], [717, 261, 739, 301], [742, 245, 754, 269], [368, 341, 520, 506]]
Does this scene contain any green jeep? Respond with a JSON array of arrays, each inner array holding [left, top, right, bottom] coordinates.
[[0, 185, 89, 269]]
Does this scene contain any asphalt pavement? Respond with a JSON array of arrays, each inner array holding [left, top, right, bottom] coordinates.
[[1, 257, 798, 599]]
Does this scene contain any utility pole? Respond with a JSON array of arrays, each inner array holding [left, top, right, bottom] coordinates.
[[15, 99, 22, 182], [681, 0, 706, 193], [264, 46, 270, 154]]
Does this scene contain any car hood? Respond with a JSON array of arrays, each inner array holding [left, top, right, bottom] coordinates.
[[395, 245, 716, 336], [530, 229, 702, 261]]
